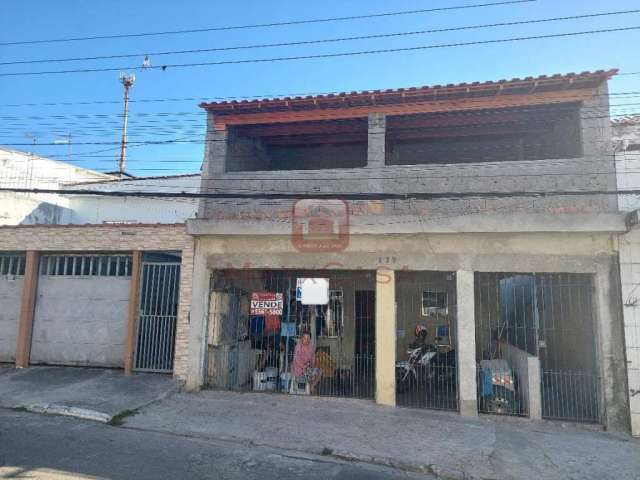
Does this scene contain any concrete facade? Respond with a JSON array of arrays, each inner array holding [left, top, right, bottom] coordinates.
[[187, 72, 631, 432], [0, 224, 194, 380]]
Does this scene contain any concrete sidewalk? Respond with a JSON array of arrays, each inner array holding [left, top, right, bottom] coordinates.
[[0, 366, 179, 422], [127, 390, 640, 480]]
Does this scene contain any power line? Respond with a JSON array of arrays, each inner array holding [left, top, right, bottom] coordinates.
[[0, 0, 535, 47], [2, 25, 638, 77], [2, 9, 637, 66], [1, 186, 637, 200]]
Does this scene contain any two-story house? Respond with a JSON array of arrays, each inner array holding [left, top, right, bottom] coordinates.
[[186, 70, 629, 433]]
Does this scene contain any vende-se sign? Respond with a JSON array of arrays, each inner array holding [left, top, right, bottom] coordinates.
[[250, 292, 284, 315]]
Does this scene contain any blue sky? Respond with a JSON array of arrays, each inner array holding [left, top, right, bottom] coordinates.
[[1, 0, 639, 176]]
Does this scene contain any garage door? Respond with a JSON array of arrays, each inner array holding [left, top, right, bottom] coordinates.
[[0, 254, 25, 363], [30, 254, 131, 367]]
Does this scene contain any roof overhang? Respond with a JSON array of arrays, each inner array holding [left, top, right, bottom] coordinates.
[[200, 70, 617, 129]]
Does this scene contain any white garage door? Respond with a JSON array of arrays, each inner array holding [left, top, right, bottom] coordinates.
[[30, 254, 131, 367], [0, 254, 25, 363]]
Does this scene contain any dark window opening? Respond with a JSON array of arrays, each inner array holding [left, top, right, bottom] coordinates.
[[386, 105, 583, 166], [225, 119, 368, 172]]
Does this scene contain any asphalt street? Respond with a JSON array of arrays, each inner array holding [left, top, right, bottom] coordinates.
[[0, 410, 433, 480]]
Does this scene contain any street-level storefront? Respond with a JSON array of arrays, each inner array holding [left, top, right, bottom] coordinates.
[[186, 218, 629, 433], [205, 270, 375, 400]]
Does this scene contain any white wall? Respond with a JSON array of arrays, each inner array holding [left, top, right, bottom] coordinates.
[[614, 119, 640, 435], [0, 147, 114, 225], [65, 174, 200, 224]]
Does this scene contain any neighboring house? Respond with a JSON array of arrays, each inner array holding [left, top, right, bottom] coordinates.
[[63, 174, 200, 224], [0, 147, 115, 225], [0, 150, 199, 381], [613, 116, 640, 436], [186, 70, 631, 434]]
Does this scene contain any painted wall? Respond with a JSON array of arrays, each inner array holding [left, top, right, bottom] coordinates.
[[0, 147, 114, 226], [0, 275, 23, 363], [0, 224, 194, 380], [30, 276, 130, 367], [618, 228, 640, 436], [614, 118, 640, 435]]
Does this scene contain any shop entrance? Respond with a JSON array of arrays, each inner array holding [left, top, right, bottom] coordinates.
[[206, 270, 375, 400]]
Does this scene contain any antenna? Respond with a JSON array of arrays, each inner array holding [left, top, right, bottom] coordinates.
[[118, 72, 135, 176]]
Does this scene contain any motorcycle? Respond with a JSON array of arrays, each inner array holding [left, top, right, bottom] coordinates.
[[478, 359, 516, 414], [395, 342, 437, 392]]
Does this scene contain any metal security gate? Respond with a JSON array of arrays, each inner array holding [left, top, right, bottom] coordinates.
[[134, 255, 181, 373], [206, 270, 375, 400], [536, 274, 600, 423], [475, 272, 600, 423], [395, 271, 458, 411]]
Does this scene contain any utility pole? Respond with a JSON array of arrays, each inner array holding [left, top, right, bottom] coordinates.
[[118, 72, 135, 176]]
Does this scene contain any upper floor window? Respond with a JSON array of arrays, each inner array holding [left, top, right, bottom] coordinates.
[[224, 119, 368, 172], [386, 104, 583, 166]]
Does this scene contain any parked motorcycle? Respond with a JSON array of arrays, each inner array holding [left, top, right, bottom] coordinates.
[[478, 359, 516, 414], [395, 342, 437, 392]]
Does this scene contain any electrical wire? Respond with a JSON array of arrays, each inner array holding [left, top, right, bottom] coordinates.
[[1, 186, 638, 200], [1, 26, 638, 77], [2, 9, 637, 66], [0, 0, 536, 46]]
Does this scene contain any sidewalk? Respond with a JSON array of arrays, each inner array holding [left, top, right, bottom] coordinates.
[[126, 390, 640, 480], [0, 366, 179, 422]]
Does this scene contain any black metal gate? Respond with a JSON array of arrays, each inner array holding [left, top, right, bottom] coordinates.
[[206, 270, 375, 400], [395, 271, 458, 411], [134, 253, 181, 373], [475, 272, 600, 423]]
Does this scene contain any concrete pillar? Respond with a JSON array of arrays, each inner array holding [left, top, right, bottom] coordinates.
[[198, 112, 228, 218], [527, 356, 542, 420], [580, 81, 617, 211], [367, 112, 386, 169], [123, 250, 142, 375], [186, 239, 210, 391], [15, 251, 39, 368], [456, 270, 478, 417], [594, 261, 630, 433], [375, 268, 396, 406]]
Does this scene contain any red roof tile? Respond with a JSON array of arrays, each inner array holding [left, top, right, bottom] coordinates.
[[200, 70, 617, 116]]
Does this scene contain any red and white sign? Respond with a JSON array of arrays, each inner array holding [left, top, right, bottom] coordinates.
[[250, 292, 284, 315]]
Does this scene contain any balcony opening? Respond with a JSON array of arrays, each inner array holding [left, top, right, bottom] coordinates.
[[386, 104, 582, 166], [225, 119, 368, 172]]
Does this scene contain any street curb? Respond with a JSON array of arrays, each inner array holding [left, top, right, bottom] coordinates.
[[117, 423, 469, 480], [23, 404, 112, 423]]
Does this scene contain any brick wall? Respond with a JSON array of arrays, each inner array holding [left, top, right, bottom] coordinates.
[[0, 223, 194, 380]]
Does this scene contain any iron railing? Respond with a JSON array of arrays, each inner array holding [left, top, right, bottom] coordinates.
[[542, 369, 600, 423]]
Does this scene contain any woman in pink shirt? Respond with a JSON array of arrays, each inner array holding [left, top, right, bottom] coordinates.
[[292, 332, 322, 393]]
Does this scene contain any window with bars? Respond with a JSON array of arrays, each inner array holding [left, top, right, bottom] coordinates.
[[422, 290, 448, 316], [40, 254, 132, 277], [0, 254, 26, 276], [285, 288, 344, 338]]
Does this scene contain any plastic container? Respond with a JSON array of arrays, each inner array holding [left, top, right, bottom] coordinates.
[[280, 372, 292, 391], [253, 368, 277, 391]]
